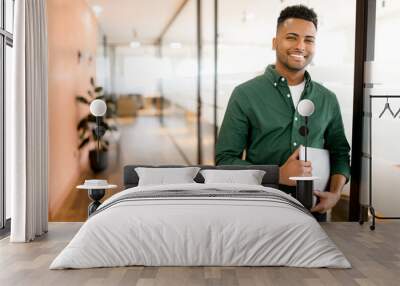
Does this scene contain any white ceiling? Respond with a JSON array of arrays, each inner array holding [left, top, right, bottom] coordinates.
[[85, 0, 186, 45], [85, 0, 398, 47]]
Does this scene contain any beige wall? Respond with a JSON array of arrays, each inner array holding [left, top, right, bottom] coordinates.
[[47, 0, 98, 220]]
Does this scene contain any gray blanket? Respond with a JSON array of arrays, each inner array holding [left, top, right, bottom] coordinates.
[[92, 188, 311, 217]]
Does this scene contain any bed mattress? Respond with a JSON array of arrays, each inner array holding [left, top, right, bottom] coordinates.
[[50, 183, 350, 269]]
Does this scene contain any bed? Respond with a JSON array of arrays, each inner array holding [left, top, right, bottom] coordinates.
[[50, 165, 350, 269]]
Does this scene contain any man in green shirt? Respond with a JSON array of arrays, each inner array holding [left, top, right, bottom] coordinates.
[[215, 5, 350, 219]]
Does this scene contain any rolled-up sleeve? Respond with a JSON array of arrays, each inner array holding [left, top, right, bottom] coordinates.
[[216, 87, 252, 165]]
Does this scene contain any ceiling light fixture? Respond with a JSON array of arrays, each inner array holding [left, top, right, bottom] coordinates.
[[129, 29, 141, 48], [130, 41, 141, 48]]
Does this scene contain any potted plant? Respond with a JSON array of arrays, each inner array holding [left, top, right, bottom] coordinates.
[[76, 78, 117, 173]]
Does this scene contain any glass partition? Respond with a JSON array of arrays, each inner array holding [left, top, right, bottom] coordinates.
[[217, 0, 276, 126], [308, 0, 356, 198], [0, 36, 3, 228], [366, 1, 400, 217], [96, 33, 111, 94], [200, 0, 216, 164], [160, 0, 198, 164], [1, 0, 14, 230], [5, 44, 12, 220], [5, 0, 13, 33]]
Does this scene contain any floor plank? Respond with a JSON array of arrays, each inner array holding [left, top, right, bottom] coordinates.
[[1, 222, 400, 286]]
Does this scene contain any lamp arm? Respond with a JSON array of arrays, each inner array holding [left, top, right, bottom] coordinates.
[[96, 116, 100, 162], [305, 116, 308, 162]]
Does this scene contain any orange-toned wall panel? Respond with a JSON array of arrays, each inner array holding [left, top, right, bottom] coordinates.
[[47, 0, 98, 220]]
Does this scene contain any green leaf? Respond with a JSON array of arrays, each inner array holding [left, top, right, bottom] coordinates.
[[78, 137, 90, 149], [87, 114, 97, 122], [77, 118, 88, 130], [101, 141, 109, 151], [95, 95, 105, 100], [76, 96, 89, 104], [94, 87, 103, 93], [101, 121, 110, 130], [79, 130, 87, 140], [92, 129, 98, 140]]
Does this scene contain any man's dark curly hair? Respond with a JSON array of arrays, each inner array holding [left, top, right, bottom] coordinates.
[[277, 5, 318, 30]]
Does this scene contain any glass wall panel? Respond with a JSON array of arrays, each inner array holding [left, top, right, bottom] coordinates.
[[5, 0, 14, 33], [0, 1, 2, 27], [0, 37, 3, 228], [96, 31, 111, 94], [367, 1, 400, 217], [2, 0, 14, 229], [200, 0, 215, 164], [5, 44, 12, 219], [114, 46, 160, 96], [161, 0, 198, 164], [217, 0, 275, 126], [308, 0, 356, 198]]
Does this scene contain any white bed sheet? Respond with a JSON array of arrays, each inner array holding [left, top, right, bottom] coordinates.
[[50, 183, 351, 269]]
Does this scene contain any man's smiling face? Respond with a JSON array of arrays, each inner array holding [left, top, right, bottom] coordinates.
[[273, 18, 316, 72]]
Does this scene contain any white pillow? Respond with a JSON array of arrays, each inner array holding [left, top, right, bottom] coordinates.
[[200, 169, 266, 185], [135, 167, 201, 186]]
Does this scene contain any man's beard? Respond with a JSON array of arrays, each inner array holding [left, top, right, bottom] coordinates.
[[276, 52, 312, 72], [283, 60, 306, 72]]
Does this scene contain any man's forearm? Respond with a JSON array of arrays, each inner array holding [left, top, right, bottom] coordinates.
[[329, 174, 347, 195], [311, 174, 346, 213], [216, 155, 252, 166]]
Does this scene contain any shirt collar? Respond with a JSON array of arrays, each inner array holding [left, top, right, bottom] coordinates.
[[264, 64, 312, 88]]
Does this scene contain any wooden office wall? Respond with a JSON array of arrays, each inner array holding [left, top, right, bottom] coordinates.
[[47, 0, 98, 220]]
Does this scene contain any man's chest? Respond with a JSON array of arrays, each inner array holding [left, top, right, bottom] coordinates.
[[245, 91, 330, 139]]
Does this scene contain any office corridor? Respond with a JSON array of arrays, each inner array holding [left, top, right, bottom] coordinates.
[[50, 112, 213, 221]]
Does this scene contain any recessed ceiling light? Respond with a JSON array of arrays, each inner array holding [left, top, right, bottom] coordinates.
[[130, 41, 141, 48]]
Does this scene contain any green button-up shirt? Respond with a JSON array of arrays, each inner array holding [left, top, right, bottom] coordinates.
[[216, 65, 351, 183]]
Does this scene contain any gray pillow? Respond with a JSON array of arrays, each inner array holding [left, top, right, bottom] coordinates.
[[135, 167, 201, 186], [200, 169, 266, 185]]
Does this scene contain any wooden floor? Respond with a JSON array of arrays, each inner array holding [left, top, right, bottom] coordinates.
[[1, 221, 399, 286], [50, 114, 203, 221]]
